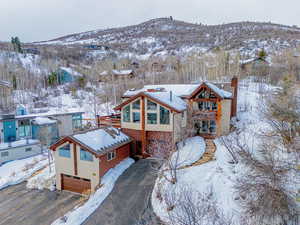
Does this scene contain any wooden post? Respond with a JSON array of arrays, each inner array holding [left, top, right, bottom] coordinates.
[[141, 96, 147, 157], [73, 143, 78, 176]]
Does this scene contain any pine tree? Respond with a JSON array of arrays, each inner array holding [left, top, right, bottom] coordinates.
[[258, 49, 267, 60]]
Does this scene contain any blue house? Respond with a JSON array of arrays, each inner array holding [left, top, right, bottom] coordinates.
[[57, 67, 83, 84], [0, 111, 84, 164]]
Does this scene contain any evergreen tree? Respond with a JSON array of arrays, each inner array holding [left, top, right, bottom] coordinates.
[[258, 49, 267, 60]]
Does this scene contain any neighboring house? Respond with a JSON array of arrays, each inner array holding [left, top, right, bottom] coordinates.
[[240, 57, 270, 76], [0, 111, 84, 164], [57, 67, 83, 84], [105, 77, 238, 158], [99, 70, 135, 82], [50, 127, 132, 194], [0, 80, 13, 113]]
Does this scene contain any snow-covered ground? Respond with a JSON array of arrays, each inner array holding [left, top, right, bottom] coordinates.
[[51, 158, 134, 225], [152, 80, 290, 225], [0, 153, 48, 190], [26, 162, 56, 191]]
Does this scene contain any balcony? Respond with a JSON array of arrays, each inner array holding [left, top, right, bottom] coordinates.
[[192, 111, 217, 120], [97, 114, 121, 128]]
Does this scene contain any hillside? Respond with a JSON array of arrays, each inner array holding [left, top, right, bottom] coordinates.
[[33, 17, 300, 58]]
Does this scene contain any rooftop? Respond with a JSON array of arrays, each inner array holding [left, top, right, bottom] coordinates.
[[72, 127, 131, 154]]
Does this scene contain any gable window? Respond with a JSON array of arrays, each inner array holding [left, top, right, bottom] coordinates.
[[160, 106, 170, 125], [133, 112, 140, 123], [1, 151, 9, 157], [58, 144, 71, 158], [80, 149, 93, 162], [198, 89, 206, 98], [132, 100, 140, 110], [18, 120, 31, 138], [107, 151, 116, 161], [122, 105, 131, 122], [147, 113, 157, 124], [212, 102, 218, 110], [147, 100, 157, 110]]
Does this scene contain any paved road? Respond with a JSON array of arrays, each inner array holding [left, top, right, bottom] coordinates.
[[84, 159, 162, 225], [0, 182, 81, 225]]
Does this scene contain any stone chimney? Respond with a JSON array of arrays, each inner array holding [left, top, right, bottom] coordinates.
[[231, 77, 238, 118]]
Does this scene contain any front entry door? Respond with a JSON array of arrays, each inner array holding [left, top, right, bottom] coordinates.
[[3, 120, 16, 142]]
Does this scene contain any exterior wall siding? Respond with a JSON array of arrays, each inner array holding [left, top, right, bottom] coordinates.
[[54, 142, 100, 193], [0, 143, 42, 164], [99, 144, 130, 177], [220, 99, 231, 135]]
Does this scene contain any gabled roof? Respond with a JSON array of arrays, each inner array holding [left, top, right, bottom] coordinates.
[[189, 82, 232, 99], [50, 127, 131, 157], [123, 84, 199, 98], [114, 91, 187, 113]]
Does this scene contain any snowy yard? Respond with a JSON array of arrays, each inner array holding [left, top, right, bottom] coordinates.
[[0, 153, 48, 190], [51, 158, 134, 225]]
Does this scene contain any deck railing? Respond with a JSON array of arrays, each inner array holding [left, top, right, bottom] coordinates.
[[97, 114, 121, 128]]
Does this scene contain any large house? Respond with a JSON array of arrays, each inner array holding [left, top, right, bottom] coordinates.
[[99, 77, 238, 158], [0, 110, 83, 164], [50, 127, 131, 194]]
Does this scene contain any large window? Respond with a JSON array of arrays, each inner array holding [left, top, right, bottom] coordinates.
[[72, 114, 82, 130], [18, 120, 31, 138], [133, 112, 140, 123], [147, 113, 157, 124], [107, 151, 116, 161], [58, 144, 71, 158], [198, 120, 216, 134], [160, 106, 170, 124], [80, 149, 93, 162], [198, 102, 217, 111], [147, 100, 157, 110], [132, 100, 140, 110], [122, 105, 131, 122]]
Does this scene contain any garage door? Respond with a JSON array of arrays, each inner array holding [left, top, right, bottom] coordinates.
[[61, 174, 91, 194]]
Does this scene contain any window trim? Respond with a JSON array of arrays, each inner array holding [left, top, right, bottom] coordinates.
[[58, 144, 71, 158], [80, 148, 94, 162], [107, 151, 116, 161]]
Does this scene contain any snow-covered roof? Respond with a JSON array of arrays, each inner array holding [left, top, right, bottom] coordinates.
[[73, 127, 131, 154], [0, 80, 12, 88], [60, 67, 83, 77], [100, 70, 134, 76], [144, 91, 187, 111], [32, 117, 57, 125], [14, 110, 84, 120], [123, 84, 200, 97], [205, 82, 232, 99], [0, 139, 40, 150]]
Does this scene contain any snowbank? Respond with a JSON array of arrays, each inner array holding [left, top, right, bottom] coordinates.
[[51, 158, 134, 225], [26, 163, 56, 191], [0, 154, 48, 190], [173, 136, 206, 167]]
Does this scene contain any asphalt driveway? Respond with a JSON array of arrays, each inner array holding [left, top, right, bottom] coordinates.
[[0, 182, 81, 225], [83, 159, 162, 225]]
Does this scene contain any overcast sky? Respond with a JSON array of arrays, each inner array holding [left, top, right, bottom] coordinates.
[[1, 0, 299, 42]]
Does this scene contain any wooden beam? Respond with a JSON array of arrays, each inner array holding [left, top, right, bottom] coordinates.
[[73, 143, 78, 176], [141, 96, 146, 157]]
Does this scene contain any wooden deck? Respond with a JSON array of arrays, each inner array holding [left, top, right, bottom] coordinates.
[[97, 114, 121, 128]]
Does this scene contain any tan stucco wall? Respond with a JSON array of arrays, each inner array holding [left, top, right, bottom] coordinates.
[[220, 99, 231, 135], [54, 142, 100, 193]]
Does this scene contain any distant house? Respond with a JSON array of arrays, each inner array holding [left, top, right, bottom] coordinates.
[[0, 80, 13, 113], [57, 67, 83, 84], [99, 70, 135, 82], [23, 48, 40, 55], [0, 111, 84, 164], [240, 57, 270, 76], [50, 127, 132, 194]]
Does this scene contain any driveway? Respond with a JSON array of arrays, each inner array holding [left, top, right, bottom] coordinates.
[[0, 182, 81, 225], [83, 159, 162, 225]]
